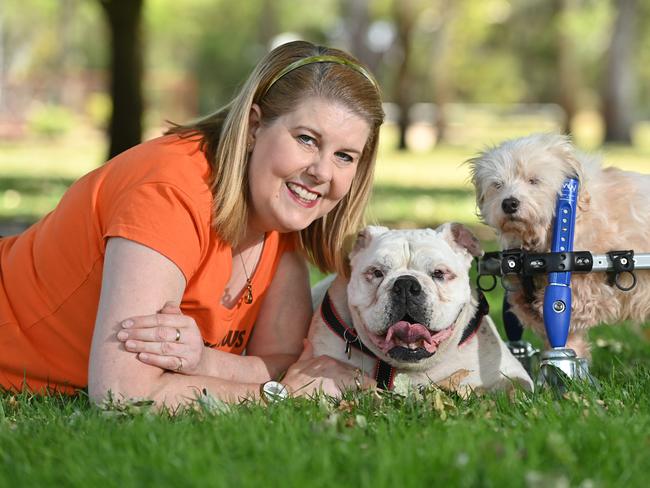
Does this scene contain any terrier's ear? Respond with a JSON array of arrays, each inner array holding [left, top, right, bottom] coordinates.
[[437, 222, 483, 258], [549, 136, 591, 213], [547, 134, 585, 183], [349, 225, 389, 260], [465, 155, 486, 206]]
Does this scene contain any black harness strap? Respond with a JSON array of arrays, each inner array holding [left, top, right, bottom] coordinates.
[[374, 361, 395, 390], [457, 291, 489, 346], [320, 290, 490, 390], [320, 292, 395, 389], [320, 292, 373, 355]]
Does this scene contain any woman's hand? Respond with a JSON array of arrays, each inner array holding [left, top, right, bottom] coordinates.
[[282, 339, 376, 398], [116, 302, 204, 375]]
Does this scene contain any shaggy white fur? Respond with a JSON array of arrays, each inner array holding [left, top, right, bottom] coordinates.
[[467, 133, 650, 358]]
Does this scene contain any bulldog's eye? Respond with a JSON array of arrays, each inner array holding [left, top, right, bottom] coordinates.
[[432, 269, 446, 280], [364, 268, 384, 281]]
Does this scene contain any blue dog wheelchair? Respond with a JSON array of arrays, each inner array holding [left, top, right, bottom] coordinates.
[[476, 177, 650, 388]]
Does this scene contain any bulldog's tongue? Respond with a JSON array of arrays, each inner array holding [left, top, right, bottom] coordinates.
[[385, 321, 432, 344], [380, 321, 453, 354]]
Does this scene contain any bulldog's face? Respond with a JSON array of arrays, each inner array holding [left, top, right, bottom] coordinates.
[[347, 223, 482, 371]]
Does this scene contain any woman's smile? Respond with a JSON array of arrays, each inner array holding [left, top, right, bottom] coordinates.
[[285, 182, 321, 208], [246, 97, 370, 233]]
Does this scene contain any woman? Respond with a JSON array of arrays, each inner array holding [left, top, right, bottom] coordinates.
[[0, 41, 384, 407]]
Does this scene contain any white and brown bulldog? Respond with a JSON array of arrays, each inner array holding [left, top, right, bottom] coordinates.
[[308, 224, 533, 395]]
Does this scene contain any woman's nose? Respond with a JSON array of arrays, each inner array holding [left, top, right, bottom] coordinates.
[[305, 156, 333, 183]]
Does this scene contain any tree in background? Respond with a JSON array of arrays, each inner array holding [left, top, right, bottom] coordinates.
[[258, 0, 278, 48], [3, 0, 649, 151], [428, 0, 457, 143], [602, 0, 637, 143], [99, 0, 144, 159], [339, 0, 379, 71], [392, 0, 417, 150], [555, 0, 580, 135]]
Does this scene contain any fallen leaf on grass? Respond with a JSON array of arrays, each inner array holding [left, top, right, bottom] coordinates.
[[433, 369, 474, 397]]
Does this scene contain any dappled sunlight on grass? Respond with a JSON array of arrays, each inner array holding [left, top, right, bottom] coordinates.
[[0, 128, 106, 225], [368, 185, 479, 228], [1, 123, 648, 230], [372, 123, 650, 229], [0, 128, 105, 178]]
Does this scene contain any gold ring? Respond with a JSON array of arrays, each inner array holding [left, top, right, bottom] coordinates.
[[175, 328, 181, 342]]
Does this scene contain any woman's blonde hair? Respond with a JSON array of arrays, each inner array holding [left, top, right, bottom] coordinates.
[[167, 40, 384, 277]]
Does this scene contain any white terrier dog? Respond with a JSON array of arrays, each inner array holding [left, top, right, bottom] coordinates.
[[468, 133, 650, 358]]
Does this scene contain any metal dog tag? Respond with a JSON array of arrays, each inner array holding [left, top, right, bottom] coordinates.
[[345, 340, 352, 359]]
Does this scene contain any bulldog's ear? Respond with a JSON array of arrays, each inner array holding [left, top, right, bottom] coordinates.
[[437, 222, 483, 258], [349, 225, 389, 259]]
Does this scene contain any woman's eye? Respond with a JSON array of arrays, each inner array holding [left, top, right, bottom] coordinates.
[[297, 134, 316, 146], [335, 151, 354, 164]]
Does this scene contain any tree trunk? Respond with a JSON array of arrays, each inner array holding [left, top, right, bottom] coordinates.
[[602, 0, 637, 144], [339, 0, 379, 71], [0, 2, 6, 113], [99, 0, 144, 159], [258, 0, 277, 48], [393, 0, 416, 151], [555, 0, 579, 135], [429, 0, 456, 144]]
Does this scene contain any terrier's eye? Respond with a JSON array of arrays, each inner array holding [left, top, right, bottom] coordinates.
[[528, 177, 540, 185], [493, 181, 503, 190]]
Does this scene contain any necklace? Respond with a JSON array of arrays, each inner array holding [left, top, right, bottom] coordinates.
[[239, 252, 254, 304], [237, 235, 264, 305]]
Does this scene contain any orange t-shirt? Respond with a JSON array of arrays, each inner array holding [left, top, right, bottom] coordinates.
[[0, 134, 295, 393]]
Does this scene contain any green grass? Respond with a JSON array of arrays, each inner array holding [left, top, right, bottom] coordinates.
[[0, 130, 103, 224], [2, 130, 650, 486], [2, 335, 649, 487]]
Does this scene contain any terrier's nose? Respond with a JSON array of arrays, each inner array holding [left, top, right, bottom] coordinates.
[[392, 275, 422, 298], [501, 197, 520, 214]]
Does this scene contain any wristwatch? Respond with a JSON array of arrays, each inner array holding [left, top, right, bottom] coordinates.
[[259, 380, 290, 403]]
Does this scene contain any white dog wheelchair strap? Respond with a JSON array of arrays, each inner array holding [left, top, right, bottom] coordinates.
[[319, 290, 490, 390]]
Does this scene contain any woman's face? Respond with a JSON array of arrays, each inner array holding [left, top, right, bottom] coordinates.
[[246, 97, 371, 234]]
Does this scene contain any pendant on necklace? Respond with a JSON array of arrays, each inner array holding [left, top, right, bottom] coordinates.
[[244, 279, 253, 304]]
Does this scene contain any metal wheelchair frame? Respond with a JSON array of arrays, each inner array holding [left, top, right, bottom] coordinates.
[[475, 177, 650, 389]]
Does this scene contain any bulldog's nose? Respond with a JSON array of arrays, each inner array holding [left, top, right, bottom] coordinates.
[[392, 275, 421, 297], [501, 197, 520, 214]]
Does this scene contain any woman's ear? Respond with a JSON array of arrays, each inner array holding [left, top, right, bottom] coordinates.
[[248, 103, 262, 145]]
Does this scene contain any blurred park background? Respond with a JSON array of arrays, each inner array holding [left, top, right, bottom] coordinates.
[[1, 0, 649, 238]]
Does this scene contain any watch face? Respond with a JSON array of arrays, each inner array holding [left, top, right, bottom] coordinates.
[[262, 381, 289, 401]]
